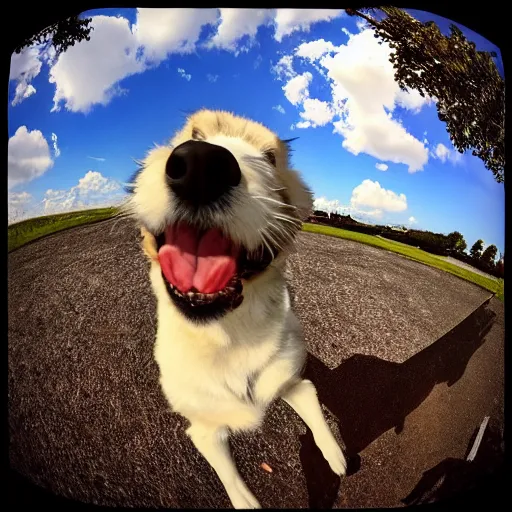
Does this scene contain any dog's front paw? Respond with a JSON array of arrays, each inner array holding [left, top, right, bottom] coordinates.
[[226, 477, 262, 509], [316, 434, 347, 476]]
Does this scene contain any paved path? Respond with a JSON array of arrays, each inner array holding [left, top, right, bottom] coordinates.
[[8, 217, 504, 508]]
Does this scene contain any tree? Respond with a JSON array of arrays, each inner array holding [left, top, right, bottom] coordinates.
[[469, 239, 484, 259], [480, 244, 498, 267], [14, 15, 93, 57], [346, 7, 505, 183], [495, 252, 504, 277], [446, 231, 467, 254]]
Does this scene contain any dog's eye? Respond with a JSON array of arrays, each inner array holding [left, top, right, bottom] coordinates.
[[192, 128, 205, 141], [263, 149, 276, 167]]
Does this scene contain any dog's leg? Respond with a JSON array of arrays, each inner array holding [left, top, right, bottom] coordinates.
[[186, 423, 261, 509], [280, 379, 347, 476]]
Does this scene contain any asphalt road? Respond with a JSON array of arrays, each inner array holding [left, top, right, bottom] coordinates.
[[8, 217, 504, 508]]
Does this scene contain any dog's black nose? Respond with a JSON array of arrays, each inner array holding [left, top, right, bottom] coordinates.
[[166, 140, 242, 205]]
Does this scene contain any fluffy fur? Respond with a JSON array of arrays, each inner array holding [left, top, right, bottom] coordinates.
[[124, 109, 346, 508]]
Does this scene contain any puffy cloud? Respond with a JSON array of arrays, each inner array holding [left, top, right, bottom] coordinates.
[[408, 216, 418, 224], [313, 196, 341, 213], [273, 104, 286, 114], [42, 171, 124, 213], [51, 133, 61, 158], [299, 98, 334, 127], [295, 38, 340, 62], [432, 142, 463, 165], [8, 191, 34, 224], [8, 126, 54, 189], [273, 9, 344, 42], [49, 9, 218, 113], [375, 163, 389, 171], [435, 143, 450, 161], [132, 8, 219, 61], [276, 28, 433, 173], [207, 9, 272, 51], [320, 29, 430, 172], [313, 195, 385, 221], [283, 71, 312, 105], [350, 179, 407, 212], [9, 47, 42, 106], [8, 191, 33, 205], [49, 15, 145, 113], [272, 54, 296, 81], [177, 67, 192, 81]]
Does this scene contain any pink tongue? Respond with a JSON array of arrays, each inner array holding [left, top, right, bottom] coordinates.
[[158, 223, 238, 294]]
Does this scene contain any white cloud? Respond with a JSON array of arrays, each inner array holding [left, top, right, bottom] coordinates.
[[253, 54, 263, 69], [8, 192, 35, 224], [88, 156, 106, 162], [207, 73, 219, 82], [207, 9, 272, 51], [296, 121, 311, 129], [10, 47, 42, 106], [295, 38, 340, 62], [272, 54, 296, 81], [283, 71, 312, 105], [133, 8, 219, 61], [299, 98, 334, 127], [313, 196, 341, 212], [49, 15, 145, 113], [51, 133, 61, 158], [12, 82, 37, 106], [356, 19, 370, 32], [375, 163, 388, 171], [318, 28, 430, 172], [177, 67, 192, 81], [434, 143, 450, 161], [313, 195, 384, 221], [432, 142, 463, 165], [350, 179, 407, 212], [273, 104, 286, 114], [396, 88, 433, 113], [49, 9, 218, 113], [274, 9, 344, 42], [275, 28, 433, 173], [408, 216, 417, 224], [9, 191, 33, 205], [8, 126, 54, 189], [42, 171, 124, 213]]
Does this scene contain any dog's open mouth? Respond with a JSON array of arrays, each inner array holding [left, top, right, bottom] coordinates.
[[154, 222, 274, 319]]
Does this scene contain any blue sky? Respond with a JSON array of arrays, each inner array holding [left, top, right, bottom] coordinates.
[[8, 8, 505, 256]]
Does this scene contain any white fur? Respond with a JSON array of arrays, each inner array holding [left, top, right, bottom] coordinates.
[[127, 110, 346, 508]]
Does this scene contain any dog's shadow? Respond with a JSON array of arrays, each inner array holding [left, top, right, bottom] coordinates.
[[298, 297, 496, 508]]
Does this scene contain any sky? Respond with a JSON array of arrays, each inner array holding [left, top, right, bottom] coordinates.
[[8, 8, 505, 256]]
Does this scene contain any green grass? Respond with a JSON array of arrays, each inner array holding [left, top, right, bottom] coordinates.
[[8, 207, 120, 253], [7, 210, 504, 302], [303, 223, 504, 302]]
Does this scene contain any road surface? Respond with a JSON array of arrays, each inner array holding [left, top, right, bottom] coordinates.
[[8, 217, 504, 508]]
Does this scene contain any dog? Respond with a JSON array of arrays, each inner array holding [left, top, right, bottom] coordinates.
[[124, 109, 347, 508]]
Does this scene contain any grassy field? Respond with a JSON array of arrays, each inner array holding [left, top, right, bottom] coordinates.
[[304, 223, 504, 302], [7, 209, 503, 302], [8, 207, 119, 253]]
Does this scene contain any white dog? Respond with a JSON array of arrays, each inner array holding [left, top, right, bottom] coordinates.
[[124, 109, 347, 508]]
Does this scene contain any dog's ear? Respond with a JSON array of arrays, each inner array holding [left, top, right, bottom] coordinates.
[[279, 168, 314, 221], [140, 226, 159, 261]]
